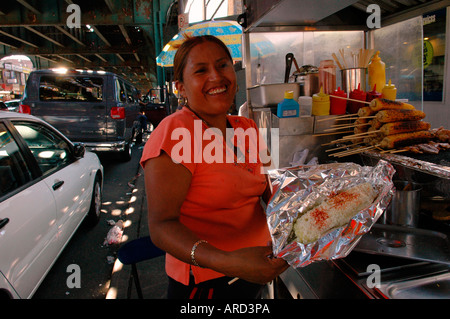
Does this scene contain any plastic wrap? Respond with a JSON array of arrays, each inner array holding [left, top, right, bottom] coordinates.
[[266, 160, 395, 268]]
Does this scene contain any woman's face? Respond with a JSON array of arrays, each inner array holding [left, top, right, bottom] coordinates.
[[176, 41, 236, 118]]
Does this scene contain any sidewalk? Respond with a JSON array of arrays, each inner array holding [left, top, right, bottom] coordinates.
[[106, 142, 168, 299]]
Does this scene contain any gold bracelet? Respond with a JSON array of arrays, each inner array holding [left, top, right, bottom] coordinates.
[[191, 240, 208, 267]]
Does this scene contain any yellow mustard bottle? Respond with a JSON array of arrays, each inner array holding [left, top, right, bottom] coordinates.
[[368, 51, 386, 93], [312, 87, 330, 116], [382, 79, 397, 101]]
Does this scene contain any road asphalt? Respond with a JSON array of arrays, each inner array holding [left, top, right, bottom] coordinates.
[[106, 140, 168, 299]]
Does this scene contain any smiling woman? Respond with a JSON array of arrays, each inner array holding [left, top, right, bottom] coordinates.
[[140, 35, 288, 300], [174, 36, 237, 131]]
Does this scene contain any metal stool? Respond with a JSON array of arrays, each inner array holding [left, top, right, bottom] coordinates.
[[117, 236, 165, 299]]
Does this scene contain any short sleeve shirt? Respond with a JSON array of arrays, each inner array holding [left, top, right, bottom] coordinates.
[[140, 107, 271, 285]]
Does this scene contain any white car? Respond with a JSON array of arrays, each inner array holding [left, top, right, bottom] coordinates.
[[5, 100, 20, 112], [0, 112, 103, 299]]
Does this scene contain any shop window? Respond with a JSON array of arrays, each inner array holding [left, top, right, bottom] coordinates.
[[423, 8, 446, 101]]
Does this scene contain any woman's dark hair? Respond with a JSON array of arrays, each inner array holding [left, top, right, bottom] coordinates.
[[173, 35, 233, 83]]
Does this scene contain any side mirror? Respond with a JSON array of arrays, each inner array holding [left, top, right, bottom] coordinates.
[[73, 143, 85, 159]]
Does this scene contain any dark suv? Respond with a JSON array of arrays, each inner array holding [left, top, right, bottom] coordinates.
[[20, 68, 140, 161]]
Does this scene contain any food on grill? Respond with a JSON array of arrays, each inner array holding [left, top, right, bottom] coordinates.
[[379, 130, 434, 149], [293, 183, 377, 244], [369, 98, 415, 112], [357, 106, 376, 117], [378, 121, 431, 136], [376, 109, 426, 123], [327, 99, 449, 156], [369, 118, 383, 129], [432, 127, 450, 142], [402, 141, 450, 154]]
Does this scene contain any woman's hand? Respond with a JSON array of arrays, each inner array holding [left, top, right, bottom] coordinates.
[[211, 246, 289, 284]]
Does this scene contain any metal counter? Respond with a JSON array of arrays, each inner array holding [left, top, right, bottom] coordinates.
[[276, 149, 450, 299], [252, 108, 353, 168]]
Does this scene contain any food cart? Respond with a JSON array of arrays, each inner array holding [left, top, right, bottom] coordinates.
[[240, 0, 450, 299]]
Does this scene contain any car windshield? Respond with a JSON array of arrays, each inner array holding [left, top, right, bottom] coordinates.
[[5, 101, 19, 106], [39, 75, 103, 102]]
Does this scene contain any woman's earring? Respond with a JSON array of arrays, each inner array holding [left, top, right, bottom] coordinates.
[[179, 96, 188, 106]]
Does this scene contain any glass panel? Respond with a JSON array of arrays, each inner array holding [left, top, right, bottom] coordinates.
[[14, 122, 72, 175], [372, 16, 423, 108], [115, 79, 127, 102], [39, 75, 103, 102], [422, 8, 446, 101], [0, 123, 32, 197], [249, 31, 364, 88]]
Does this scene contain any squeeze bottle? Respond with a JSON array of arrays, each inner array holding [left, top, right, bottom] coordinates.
[[347, 83, 366, 114], [277, 91, 299, 118], [368, 51, 386, 93], [366, 84, 382, 103], [330, 87, 347, 115], [312, 87, 330, 116], [382, 79, 397, 101]]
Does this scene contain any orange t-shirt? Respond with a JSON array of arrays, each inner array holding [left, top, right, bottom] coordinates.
[[140, 107, 271, 285]]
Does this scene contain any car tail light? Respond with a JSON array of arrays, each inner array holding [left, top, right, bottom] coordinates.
[[19, 104, 31, 114], [110, 107, 125, 119]]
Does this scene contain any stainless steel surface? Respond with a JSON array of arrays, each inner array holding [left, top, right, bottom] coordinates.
[[377, 270, 450, 299], [244, 0, 446, 31], [253, 109, 352, 168], [245, 0, 359, 30], [249, 83, 301, 108], [385, 181, 422, 227], [292, 73, 319, 97], [272, 115, 314, 136], [355, 224, 450, 265], [361, 149, 450, 180], [341, 68, 367, 94]]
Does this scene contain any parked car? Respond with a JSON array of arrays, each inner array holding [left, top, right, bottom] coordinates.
[[0, 111, 103, 299], [20, 68, 140, 161], [5, 99, 21, 112]]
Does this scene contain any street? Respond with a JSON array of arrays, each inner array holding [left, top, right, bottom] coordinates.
[[33, 143, 150, 299]]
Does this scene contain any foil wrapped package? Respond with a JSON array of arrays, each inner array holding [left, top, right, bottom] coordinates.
[[266, 160, 395, 268]]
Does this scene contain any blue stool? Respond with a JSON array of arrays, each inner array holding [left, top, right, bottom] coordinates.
[[117, 236, 165, 299]]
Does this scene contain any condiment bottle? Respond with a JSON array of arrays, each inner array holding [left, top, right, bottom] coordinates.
[[368, 51, 386, 93], [330, 86, 347, 115], [366, 84, 382, 103], [382, 79, 397, 101], [318, 60, 336, 95], [298, 96, 312, 116], [277, 90, 299, 118], [312, 87, 330, 116], [347, 83, 366, 114]]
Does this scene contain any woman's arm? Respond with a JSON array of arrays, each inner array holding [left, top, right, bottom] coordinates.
[[144, 151, 287, 284]]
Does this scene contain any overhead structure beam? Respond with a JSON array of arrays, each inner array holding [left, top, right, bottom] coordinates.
[[119, 25, 132, 45], [92, 26, 112, 47], [95, 54, 108, 62], [55, 26, 86, 47], [24, 26, 65, 47], [0, 28, 39, 48], [104, 0, 116, 13], [16, 0, 41, 15]]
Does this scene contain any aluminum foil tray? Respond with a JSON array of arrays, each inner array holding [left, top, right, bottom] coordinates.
[[266, 160, 395, 268]]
